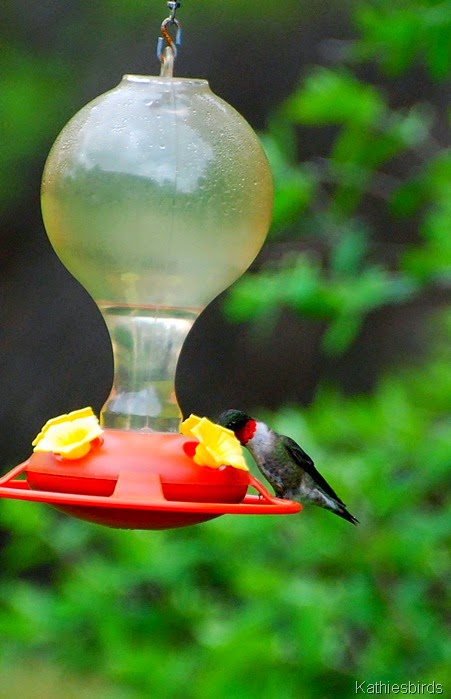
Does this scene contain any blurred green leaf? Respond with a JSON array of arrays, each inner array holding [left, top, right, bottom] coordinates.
[[0, 45, 73, 211], [354, 1, 451, 78], [261, 133, 316, 233], [226, 251, 418, 353], [329, 229, 368, 275], [284, 68, 385, 127], [354, 4, 425, 74], [328, 105, 432, 215]]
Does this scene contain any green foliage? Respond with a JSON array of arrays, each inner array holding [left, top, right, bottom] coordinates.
[[260, 129, 316, 231], [1, 315, 449, 697], [226, 1, 451, 354], [284, 68, 386, 128], [225, 231, 418, 353], [353, 0, 451, 78], [397, 150, 451, 281], [0, 46, 73, 210]]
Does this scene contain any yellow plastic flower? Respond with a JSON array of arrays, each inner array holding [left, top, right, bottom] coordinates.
[[180, 414, 248, 471], [32, 407, 103, 460]]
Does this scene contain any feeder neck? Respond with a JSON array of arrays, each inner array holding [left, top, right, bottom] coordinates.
[[99, 305, 199, 432]]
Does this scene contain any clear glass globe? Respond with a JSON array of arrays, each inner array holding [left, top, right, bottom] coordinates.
[[41, 75, 273, 430]]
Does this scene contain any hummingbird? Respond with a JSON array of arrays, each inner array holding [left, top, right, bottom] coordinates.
[[216, 409, 358, 525]]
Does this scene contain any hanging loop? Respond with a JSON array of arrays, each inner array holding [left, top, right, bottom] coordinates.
[[156, 0, 183, 77], [157, 16, 182, 62]]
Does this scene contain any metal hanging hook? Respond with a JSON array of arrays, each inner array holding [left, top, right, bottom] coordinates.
[[157, 1, 183, 71], [167, 1, 181, 23]]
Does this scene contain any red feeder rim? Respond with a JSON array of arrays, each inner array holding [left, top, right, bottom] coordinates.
[[0, 430, 301, 530]]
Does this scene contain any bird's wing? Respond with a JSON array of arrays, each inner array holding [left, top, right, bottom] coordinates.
[[283, 436, 347, 506]]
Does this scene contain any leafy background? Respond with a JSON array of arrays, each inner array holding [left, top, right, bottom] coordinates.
[[0, 1, 450, 697]]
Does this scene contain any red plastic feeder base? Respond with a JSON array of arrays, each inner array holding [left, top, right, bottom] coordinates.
[[0, 430, 301, 530]]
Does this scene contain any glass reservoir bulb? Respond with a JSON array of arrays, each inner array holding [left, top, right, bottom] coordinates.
[[41, 75, 273, 431]]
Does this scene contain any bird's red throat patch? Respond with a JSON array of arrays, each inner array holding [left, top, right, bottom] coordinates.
[[236, 419, 257, 445]]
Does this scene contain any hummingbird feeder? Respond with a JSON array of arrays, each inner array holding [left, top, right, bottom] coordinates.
[[0, 3, 301, 529]]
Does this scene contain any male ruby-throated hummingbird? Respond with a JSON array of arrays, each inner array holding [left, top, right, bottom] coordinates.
[[217, 409, 358, 525]]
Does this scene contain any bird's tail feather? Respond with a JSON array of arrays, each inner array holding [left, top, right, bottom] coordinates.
[[312, 488, 359, 525], [331, 504, 359, 525]]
